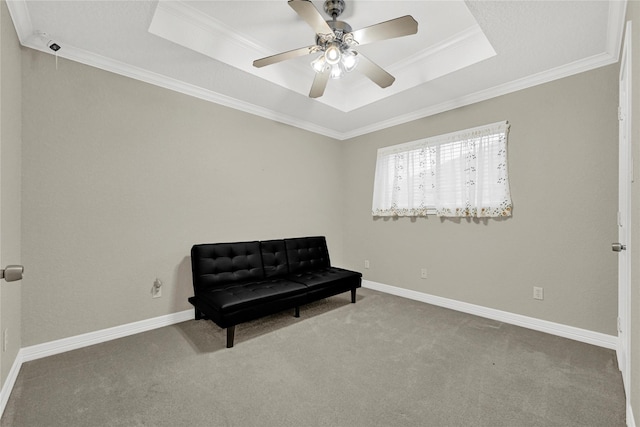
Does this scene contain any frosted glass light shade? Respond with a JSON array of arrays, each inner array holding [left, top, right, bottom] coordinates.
[[342, 51, 358, 72], [311, 55, 328, 73], [324, 44, 342, 65], [330, 62, 345, 79]]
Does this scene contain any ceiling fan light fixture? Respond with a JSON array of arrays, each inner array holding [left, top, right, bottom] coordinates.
[[312, 47, 357, 78], [330, 62, 345, 79], [255, 0, 418, 98], [311, 55, 329, 73], [342, 50, 358, 72], [324, 43, 342, 65]]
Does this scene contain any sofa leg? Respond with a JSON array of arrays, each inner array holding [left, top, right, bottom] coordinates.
[[351, 288, 356, 303], [227, 326, 235, 348], [194, 307, 202, 320], [294, 306, 300, 318]]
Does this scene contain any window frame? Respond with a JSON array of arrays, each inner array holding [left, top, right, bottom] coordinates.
[[372, 121, 511, 218]]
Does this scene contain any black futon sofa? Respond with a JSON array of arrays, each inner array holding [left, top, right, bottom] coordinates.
[[189, 236, 362, 348]]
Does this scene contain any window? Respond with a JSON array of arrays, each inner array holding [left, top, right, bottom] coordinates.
[[372, 121, 512, 218]]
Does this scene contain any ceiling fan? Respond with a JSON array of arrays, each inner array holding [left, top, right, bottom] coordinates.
[[253, 0, 418, 98]]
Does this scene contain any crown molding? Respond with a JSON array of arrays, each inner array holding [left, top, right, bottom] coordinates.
[[5, 0, 629, 141], [156, 0, 265, 53], [6, 0, 343, 140], [342, 51, 619, 140], [606, 0, 628, 61], [340, 24, 495, 111], [5, 0, 31, 43], [389, 25, 489, 72], [18, 38, 345, 140]]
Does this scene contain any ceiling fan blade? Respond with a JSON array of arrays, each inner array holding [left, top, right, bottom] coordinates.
[[356, 53, 395, 88], [309, 70, 330, 98], [288, 0, 334, 36], [253, 45, 317, 68], [349, 15, 418, 46]]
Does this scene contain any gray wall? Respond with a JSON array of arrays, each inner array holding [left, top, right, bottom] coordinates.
[[342, 65, 619, 336], [1, 0, 22, 385], [19, 31, 619, 349], [21, 50, 345, 346]]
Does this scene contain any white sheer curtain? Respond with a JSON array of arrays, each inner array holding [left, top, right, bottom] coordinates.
[[372, 121, 512, 218]]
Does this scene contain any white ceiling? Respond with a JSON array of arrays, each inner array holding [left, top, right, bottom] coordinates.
[[7, 0, 627, 140]]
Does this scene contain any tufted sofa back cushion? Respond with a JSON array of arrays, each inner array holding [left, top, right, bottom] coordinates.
[[285, 236, 330, 273], [260, 239, 289, 278], [191, 241, 264, 292]]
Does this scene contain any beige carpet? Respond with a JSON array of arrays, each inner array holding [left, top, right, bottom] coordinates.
[[1, 288, 625, 426]]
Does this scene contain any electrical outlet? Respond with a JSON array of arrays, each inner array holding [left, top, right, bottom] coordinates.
[[364, 260, 370, 269], [152, 278, 162, 299], [421, 268, 427, 279], [3, 329, 8, 352], [533, 286, 544, 300]]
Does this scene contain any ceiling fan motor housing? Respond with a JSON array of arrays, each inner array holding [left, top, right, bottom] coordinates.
[[324, 0, 345, 19], [316, 20, 353, 47]]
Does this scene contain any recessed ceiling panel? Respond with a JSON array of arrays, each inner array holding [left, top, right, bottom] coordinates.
[[148, 0, 496, 112]]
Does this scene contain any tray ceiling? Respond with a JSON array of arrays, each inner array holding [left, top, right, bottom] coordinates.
[[7, 1, 627, 139]]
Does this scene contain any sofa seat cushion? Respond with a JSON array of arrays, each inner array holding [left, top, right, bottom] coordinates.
[[197, 279, 308, 315], [287, 267, 362, 290]]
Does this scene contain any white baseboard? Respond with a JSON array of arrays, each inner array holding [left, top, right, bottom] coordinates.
[[0, 309, 193, 418], [362, 280, 618, 350], [0, 350, 24, 418], [629, 404, 636, 427], [19, 309, 193, 363]]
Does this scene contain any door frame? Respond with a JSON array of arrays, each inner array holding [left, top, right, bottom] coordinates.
[[617, 19, 632, 421]]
